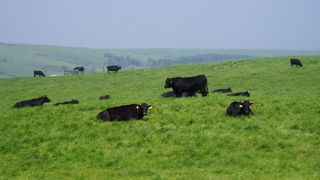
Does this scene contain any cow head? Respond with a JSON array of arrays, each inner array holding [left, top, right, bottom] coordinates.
[[239, 100, 254, 115], [165, 78, 173, 88], [119, 66, 122, 70], [139, 103, 153, 115], [41, 95, 51, 103]]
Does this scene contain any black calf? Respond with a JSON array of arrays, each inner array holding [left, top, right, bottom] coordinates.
[[97, 103, 153, 121], [13, 95, 51, 108], [226, 100, 255, 116], [212, 88, 232, 93], [54, 99, 79, 106], [227, 91, 250, 97]]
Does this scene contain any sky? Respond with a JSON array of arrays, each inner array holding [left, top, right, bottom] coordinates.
[[1, 0, 320, 50]]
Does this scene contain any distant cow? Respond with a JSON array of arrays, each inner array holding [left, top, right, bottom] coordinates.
[[227, 91, 250, 97], [74, 66, 85, 73], [290, 59, 303, 67], [13, 95, 51, 108], [54, 99, 79, 106], [226, 100, 255, 116], [33, 70, 45, 77], [165, 74, 208, 97], [107, 65, 121, 73], [161, 91, 196, 98], [97, 103, 153, 121], [212, 88, 232, 93], [99, 95, 110, 100]]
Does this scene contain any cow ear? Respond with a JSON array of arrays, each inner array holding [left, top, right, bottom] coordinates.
[[136, 105, 139, 109], [148, 106, 153, 109], [251, 103, 255, 106], [239, 104, 243, 108]]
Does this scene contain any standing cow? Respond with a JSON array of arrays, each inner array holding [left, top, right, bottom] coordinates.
[[107, 65, 121, 73], [290, 59, 303, 67], [165, 75, 208, 97], [33, 70, 45, 77], [13, 95, 51, 108], [74, 66, 85, 73], [97, 103, 153, 121]]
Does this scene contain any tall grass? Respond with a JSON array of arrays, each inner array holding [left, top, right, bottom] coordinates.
[[0, 56, 319, 179]]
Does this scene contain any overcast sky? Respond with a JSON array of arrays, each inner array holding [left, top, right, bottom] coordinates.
[[1, 0, 320, 50]]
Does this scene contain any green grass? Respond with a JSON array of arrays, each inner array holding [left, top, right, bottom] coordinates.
[[0, 56, 319, 179]]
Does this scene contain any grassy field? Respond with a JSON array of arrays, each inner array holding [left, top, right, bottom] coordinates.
[[0, 56, 319, 179], [1, 42, 320, 78]]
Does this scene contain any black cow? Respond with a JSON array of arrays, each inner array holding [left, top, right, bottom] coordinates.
[[99, 95, 110, 100], [13, 95, 51, 108], [226, 100, 255, 116], [290, 59, 303, 67], [33, 70, 45, 77], [74, 66, 85, 73], [161, 91, 196, 98], [97, 103, 153, 121], [54, 99, 79, 106], [227, 91, 250, 97], [107, 65, 121, 73], [212, 88, 232, 93], [165, 75, 208, 97]]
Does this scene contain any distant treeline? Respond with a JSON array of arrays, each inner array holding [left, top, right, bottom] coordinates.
[[104, 53, 254, 69]]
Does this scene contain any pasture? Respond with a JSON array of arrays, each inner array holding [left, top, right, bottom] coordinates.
[[0, 56, 319, 179]]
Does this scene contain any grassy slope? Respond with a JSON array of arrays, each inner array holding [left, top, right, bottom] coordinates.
[[0, 56, 319, 179], [1, 42, 320, 78]]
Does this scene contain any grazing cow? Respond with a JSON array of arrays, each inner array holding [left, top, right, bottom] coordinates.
[[33, 70, 45, 77], [13, 95, 51, 108], [99, 95, 110, 100], [226, 100, 255, 116], [74, 66, 85, 73], [290, 59, 303, 67], [212, 88, 232, 93], [227, 91, 250, 97], [161, 91, 196, 98], [107, 65, 121, 73], [97, 103, 153, 121], [165, 74, 208, 97], [54, 99, 79, 106]]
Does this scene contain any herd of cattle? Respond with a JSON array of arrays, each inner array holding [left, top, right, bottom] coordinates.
[[33, 65, 122, 77], [15, 58, 303, 121]]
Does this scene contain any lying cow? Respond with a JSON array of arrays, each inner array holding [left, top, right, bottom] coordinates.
[[54, 99, 79, 106], [33, 70, 45, 77], [227, 91, 250, 97], [165, 74, 208, 97], [290, 59, 303, 67], [99, 95, 111, 100], [212, 88, 232, 93], [226, 100, 255, 116], [107, 65, 121, 73], [97, 103, 153, 121], [13, 95, 51, 108], [74, 66, 85, 73], [161, 91, 196, 98]]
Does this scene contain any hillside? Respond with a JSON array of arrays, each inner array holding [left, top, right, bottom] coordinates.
[[0, 56, 319, 179], [1, 42, 320, 78]]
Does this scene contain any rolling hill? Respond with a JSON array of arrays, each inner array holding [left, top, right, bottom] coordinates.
[[1, 42, 320, 78], [0, 56, 319, 179]]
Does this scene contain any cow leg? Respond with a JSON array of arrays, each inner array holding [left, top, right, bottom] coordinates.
[[200, 89, 208, 96], [175, 91, 182, 97]]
